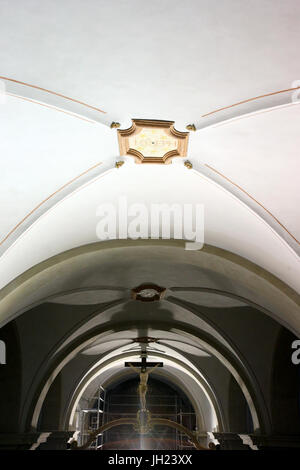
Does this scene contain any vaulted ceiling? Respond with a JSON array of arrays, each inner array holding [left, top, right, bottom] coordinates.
[[1, 0, 300, 297], [0, 0, 300, 441]]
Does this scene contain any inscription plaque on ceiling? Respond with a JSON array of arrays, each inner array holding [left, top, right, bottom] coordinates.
[[118, 119, 189, 164]]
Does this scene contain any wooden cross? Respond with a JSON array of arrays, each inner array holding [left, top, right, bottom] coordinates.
[[125, 353, 163, 373]]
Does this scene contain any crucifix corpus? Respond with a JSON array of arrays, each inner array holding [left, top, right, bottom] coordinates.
[[125, 353, 163, 411]]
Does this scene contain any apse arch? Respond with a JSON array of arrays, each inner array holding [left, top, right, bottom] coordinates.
[[65, 352, 221, 434], [0, 240, 295, 436], [26, 318, 267, 435]]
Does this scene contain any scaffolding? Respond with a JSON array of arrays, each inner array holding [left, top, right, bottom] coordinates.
[[77, 388, 196, 450], [78, 385, 106, 449]]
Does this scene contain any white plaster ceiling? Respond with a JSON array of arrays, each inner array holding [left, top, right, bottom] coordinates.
[[0, 94, 117, 242], [1, 2, 298, 435], [189, 103, 300, 242], [0, 162, 299, 292], [1, 0, 300, 126], [0, 1, 299, 309]]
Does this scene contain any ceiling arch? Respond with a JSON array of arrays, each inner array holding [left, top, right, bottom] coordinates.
[[0, 240, 299, 335], [0, 159, 299, 294], [1, 1, 300, 450], [65, 352, 222, 434], [1, 88, 299, 302], [24, 313, 269, 434]]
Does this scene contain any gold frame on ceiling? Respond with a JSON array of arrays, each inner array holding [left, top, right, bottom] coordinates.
[[117, 119, 189, 164]]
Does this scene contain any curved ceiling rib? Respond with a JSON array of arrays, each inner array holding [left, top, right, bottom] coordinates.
[[189, 102, 300, 252], [6, 93, 97, 123], [0, 94, 119, 249], [6, 92, 95, 124], [0, 76, 106, 114], [65, 352, 223, 433], [191, 164, 300, 255], [1, 1, 300, 450], [3, 75, 299, 130], [0, 241, 299, 334], [0, 162, 113, 254], [1, 0, 300, 127], [0, 162, 299, 294], [15, 286, 271, 433], [28, 323, 263, 433], [201, 85, 300, 118], [1, 152, 297, 270], [204, 164, 299, 245]]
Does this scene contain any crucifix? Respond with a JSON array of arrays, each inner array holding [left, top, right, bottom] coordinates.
[[125, 352, 163, 411]]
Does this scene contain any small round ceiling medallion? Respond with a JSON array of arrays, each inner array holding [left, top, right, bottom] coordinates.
[[131, 283, 166, 302]]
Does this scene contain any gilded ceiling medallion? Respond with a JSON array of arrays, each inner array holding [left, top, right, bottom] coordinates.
[[118, 119, 189, 164]]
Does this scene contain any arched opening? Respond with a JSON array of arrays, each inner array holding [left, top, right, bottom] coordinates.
[[77, 376, 198, 450]]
